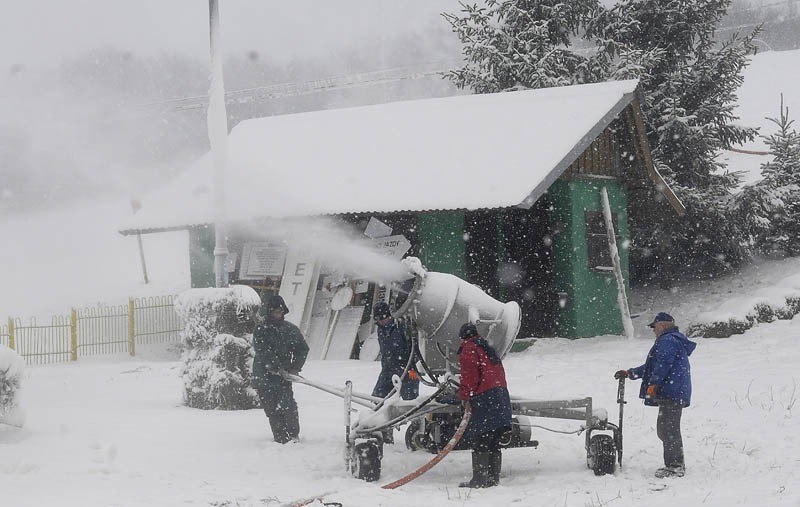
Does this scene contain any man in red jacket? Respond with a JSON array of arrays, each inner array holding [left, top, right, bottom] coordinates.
[[457, 323, 512, 488]]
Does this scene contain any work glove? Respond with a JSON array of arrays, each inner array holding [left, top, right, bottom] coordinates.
[[614, 370, 629, 380], [407, 370, 419, 381], [645, 384, 657, 398]]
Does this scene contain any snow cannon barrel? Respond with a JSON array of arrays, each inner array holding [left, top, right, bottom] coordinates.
[[394, 270, 521, 374]]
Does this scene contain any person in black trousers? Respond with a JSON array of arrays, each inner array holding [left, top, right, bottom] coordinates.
[[252, 295, 309, 444], [615, 312, 696, 478]]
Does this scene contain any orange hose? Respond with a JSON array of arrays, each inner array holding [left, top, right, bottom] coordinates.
[[381, 403, 472, 490]]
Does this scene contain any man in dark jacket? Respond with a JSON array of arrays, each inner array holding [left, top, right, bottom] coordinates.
[[252, 295, 309, 444], [615, 312, 696, 478], [371, 301, 419, 401], [457, 322, 512, 488]]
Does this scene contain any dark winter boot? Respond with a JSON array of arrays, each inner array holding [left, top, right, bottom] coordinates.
[[284, 406, 301, 442], [269, 415, 290, 444], [458, 452, 492, 488], [488, 450, 502, 486]]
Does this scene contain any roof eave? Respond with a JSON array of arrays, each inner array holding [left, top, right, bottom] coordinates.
[[516, 86, 639, 209]]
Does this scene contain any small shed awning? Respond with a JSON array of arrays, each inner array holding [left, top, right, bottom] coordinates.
[[120, 79, 683, 235]]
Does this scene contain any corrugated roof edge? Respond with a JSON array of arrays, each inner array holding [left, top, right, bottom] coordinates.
[[118, 206, 516, 236]]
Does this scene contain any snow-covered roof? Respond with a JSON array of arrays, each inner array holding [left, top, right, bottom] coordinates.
[[121, 79, 677, 235]]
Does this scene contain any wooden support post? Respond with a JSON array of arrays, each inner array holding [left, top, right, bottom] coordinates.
[[128, 298, 136, 356], [70, 309, 78, 361], [8, 318, 15, 350], [600, 187, 634, 339], [136, 233, 149, 284]]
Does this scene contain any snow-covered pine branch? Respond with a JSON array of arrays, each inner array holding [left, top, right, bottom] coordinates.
[[175, 285, 262, 410], [0, 344, 26, 427]]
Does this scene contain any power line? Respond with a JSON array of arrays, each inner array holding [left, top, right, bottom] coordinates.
[[138, 60, 462, 114]]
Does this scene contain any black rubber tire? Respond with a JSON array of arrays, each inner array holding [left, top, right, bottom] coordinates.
[[353, 441, 382, 482], [405, 419, 422, 451], [587, 434, 616, 476]]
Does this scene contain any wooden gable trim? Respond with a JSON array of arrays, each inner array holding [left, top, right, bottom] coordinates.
[[563, 127, 619, 178], [626, 95, 686, 215]]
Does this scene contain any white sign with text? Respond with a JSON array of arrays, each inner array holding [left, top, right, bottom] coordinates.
[[278, 248, 318, 328]]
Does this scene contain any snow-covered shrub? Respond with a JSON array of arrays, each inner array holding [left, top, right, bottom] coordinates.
[[687, 318, 752, 339], [0, 344, 26, 427], [780, 295, 800, 319], [688, 282, 800, 338], [175, 285, 261, 410]]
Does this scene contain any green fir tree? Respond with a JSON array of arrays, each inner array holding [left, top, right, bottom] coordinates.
[[738, 95, 800, 255], [444, 0, 760, 282]]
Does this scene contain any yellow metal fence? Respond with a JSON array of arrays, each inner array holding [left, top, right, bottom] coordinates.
[[0, 295, 182, 365]]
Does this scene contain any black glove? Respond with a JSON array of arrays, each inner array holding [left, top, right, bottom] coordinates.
[[614, 369, 629, 380]]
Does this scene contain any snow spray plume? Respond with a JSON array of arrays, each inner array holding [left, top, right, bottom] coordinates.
[[236, 217, 414, 283]]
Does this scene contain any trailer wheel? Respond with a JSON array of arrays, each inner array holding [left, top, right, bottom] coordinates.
[[587, 434, 616, 476], [353, 441, 382, 482], [405, 420, 422, 451]]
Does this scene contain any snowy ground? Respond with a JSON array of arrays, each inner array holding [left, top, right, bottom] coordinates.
[[2, 287, 799, 506], [2, 49, 800, 506]]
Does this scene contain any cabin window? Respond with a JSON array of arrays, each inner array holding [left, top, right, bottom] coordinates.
[[585, 211, 619, 272]]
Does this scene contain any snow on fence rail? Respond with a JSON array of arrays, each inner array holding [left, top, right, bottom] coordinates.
[[0, 295, 182, 365]]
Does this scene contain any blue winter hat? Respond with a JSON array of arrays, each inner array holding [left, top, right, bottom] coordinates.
[[647, 312, 674, 327]]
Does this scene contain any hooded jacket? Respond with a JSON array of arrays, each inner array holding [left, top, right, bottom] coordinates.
[[458, 336, 512, 437], [628, 327, 697, 406], [372, 319, 418, 399], [252, 317, 309, 385]]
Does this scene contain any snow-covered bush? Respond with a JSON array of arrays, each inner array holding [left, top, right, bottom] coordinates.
[[688, 282, 800, 338], [0, 344, 26, 427], [175, 285, 261, 410]]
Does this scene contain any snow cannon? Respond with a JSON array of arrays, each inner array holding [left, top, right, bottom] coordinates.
[[394, 260, 521, 374]]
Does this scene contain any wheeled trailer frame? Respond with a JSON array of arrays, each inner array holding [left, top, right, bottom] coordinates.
[[287, 371, 626, 483]]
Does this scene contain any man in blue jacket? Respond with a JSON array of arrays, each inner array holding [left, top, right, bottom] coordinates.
[[371, 302, 419, 401], [615, 312, 697, 479]]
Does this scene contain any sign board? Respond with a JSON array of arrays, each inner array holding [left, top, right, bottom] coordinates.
[[324, 306, 364, 360], [239, 242, 287, 280], [305, 293, 332, 360], [278, 248, 317, 328], [370, 234, 411, 260], [364, 217, 393, 239]]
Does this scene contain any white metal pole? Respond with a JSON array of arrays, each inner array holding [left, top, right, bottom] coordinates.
[[208, 0, 229, 288], [600, 187, 634, 338]]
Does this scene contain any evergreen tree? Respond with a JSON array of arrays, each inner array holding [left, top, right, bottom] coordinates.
[[444, 0, 760, 282], [443, 0, 604, 92], [737, 95, 800, 255], [596, 0, 759, 281]]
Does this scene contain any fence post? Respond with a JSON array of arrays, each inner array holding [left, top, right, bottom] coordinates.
[[128, 298, 136, 356], [70, 309, 78, 361], [8, 318, 15, 350]]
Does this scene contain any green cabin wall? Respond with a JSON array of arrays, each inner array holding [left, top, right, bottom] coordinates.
[[186, 183, 631, 338], [417, 212, 466, 278], [548, 179, 630, 337], [189, 225, 215, 288]]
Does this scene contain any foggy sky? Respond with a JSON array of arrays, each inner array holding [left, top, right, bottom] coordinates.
[[0, 1, 463, 216], [1, 0, 461, 70]]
